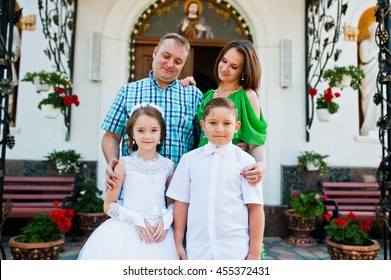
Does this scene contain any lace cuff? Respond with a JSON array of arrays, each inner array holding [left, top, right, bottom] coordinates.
[[107, 202, 145, 228], [108, 202, 121, 217]]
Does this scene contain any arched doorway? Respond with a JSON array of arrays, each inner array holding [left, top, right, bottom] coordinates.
[[130, 0, 252, 93]]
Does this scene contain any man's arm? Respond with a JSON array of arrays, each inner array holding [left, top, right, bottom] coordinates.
[[246, 204, 264, 260], [102, 131, 122, 162], [102, 131, 122, 189]]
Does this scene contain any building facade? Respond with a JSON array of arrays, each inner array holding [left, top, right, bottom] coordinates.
[[6, 0, 381, 235]]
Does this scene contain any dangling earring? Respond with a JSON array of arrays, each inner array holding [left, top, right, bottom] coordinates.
[[158, 141, 161, 145], [241, 75, 245, 82], [132, 140, 135, 145]]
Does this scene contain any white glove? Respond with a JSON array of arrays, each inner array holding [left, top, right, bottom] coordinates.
[[162, 204, 174, 230], [107, 202, 145, 228]]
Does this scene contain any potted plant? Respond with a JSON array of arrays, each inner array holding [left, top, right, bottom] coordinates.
[[70, 180, 107, 240], [284, 189, 326, 246], [8, 201, 74, 260], [22, 70, 70, 92], [22, 70, 79, 119], [296, 150, 330, 175], [309, 87, 341, 121], [323, 65, 365, 90], [46, 149, 82, 175], [323, 212, 381, 260]]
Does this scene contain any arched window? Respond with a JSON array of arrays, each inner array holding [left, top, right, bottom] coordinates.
[[129, 0, 253, 93]]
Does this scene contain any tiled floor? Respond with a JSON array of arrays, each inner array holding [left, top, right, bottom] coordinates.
[[1, 236, 387, 260]]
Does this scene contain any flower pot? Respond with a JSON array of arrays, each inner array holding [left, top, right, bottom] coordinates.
[[306, 162, 319, 171], [8, 235, 65, 260], [284, 209, 317, 246], [316, 108, 333, 122], [335, 74, 352, 88], [77, 212, 108, 243], [325, 236, 380, 260], [33, 77, 50, 92], [41, 104, 61, 119]]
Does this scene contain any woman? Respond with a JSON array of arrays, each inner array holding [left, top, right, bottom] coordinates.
[[185, 40, 267, 185]]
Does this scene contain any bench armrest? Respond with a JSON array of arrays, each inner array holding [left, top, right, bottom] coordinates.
[[323, 200, 339, 218]]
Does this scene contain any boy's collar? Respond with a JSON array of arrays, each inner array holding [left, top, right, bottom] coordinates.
[[204, 142, 233, 157]]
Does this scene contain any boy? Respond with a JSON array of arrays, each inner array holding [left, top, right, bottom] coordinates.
[[167, 97, 264, 260]]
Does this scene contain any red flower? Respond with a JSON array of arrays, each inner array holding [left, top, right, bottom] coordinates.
[[309, 88, 317, 97], [323, 87, 334, 102], [72, 94, 80, 106], [347, 212, 356, 219], [334, 92, 341, 98], [63, 95, 73, 107], [50, 202, 75, 233], [292, 190, 298, 197], [54, 86, 66, 95], [335, 217, 348, 227], [323, 213, 332, 221], [359, 219, 374, 232]]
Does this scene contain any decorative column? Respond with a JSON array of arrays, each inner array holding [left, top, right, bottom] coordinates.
[[375, 0, 391, 260], [0, 0, 18, 260]]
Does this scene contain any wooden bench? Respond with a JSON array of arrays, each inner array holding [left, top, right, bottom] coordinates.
[[2, 176, 76, 218], [319, 181, 389, 221]]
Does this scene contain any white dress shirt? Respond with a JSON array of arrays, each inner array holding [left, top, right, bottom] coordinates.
[[167, 142, 263, 260]]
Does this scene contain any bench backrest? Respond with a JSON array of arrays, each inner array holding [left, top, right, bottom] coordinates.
[[320, 181, 387, 221], [2, 176, 76, 218]]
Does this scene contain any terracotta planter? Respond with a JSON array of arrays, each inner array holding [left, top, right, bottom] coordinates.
[[284, 209, 317, 246], [77, 212, 108, 238], [325, 236, 380, 260], [8, 235, 65, 260]]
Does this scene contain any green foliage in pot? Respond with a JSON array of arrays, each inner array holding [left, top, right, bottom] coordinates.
[[18, 214, 62, 243], [22, 71, 79, 113], [296, 150, 330, 175], [323, 65, 365, 90], [22, 70, 71, 87], [72, 180, 104, 213], [290, 189, 325, 220], [324, 212, 374, 246], [17, 202, 74, 243], [46, 149, 82, 174]]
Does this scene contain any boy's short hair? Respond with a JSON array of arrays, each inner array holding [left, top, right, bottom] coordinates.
[[203, 97, 238, 120]]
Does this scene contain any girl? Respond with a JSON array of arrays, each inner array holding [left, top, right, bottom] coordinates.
[[78, 103, 177, 260]]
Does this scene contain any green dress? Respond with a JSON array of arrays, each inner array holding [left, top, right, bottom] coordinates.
[[197, 89, 268, 147]]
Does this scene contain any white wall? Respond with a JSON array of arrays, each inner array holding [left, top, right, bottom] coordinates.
[[9, 0, 382, 205]]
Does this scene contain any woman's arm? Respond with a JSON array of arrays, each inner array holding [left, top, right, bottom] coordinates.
[[242, 90, 267, 185]]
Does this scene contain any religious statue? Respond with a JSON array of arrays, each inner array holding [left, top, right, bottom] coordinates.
[[177, 0, 213, 39], [359, 22, 379, 136]]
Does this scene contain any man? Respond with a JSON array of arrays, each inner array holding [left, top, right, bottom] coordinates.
[[102, 33, 203, 188]]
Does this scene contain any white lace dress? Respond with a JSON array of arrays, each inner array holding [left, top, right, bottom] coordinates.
[[78, 153, 178, 260]]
